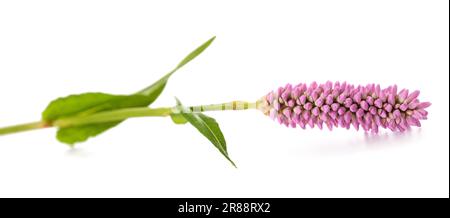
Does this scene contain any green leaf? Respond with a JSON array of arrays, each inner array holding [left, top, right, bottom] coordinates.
[[42, 36, 216, 145], [174, 36, 216, 70], [175, 98, 236, 167]]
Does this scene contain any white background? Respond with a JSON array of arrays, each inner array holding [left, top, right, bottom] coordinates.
[[0, 0, 448, 198]]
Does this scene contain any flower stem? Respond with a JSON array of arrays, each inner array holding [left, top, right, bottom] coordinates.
[[0, 100, 262, 135], [53, 107, 173, 128], [0, 121, 50, 136], [186, 100, 260, 112]]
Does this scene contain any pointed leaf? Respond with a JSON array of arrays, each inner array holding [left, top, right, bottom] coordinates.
[[137, 36, 216, 97], [174, 36, 216, 71], [176, 98, 236, 167]]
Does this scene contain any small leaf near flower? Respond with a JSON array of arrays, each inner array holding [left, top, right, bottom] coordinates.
[[175, 98, 236, 167]]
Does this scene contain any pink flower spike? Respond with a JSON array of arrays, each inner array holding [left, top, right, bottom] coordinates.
[[262, 82, 430, 133]]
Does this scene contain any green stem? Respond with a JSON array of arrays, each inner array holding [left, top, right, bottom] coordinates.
[[0, 121, 50, 136], [53, 107, 173, 128], [186, 100, 259, 112], [0, 100, 262, 135]]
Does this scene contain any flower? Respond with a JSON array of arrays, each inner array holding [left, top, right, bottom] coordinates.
[[261, 81, 431, 133]]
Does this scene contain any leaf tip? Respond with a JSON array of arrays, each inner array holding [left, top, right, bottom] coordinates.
[[230, 160, 238, 168], [205, 36, 216, 48]]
